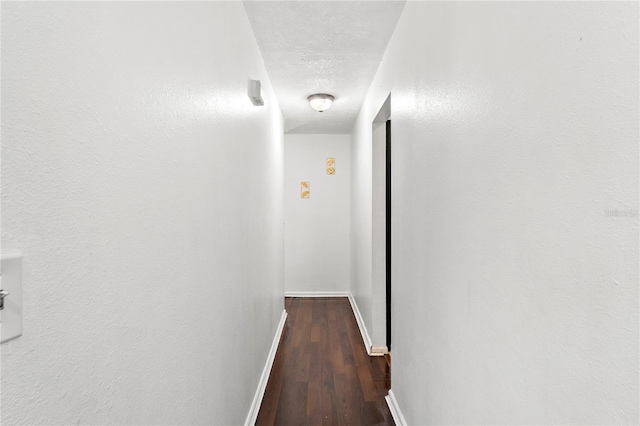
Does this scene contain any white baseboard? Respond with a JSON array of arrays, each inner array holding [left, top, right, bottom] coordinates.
[[370, 345, 388, 356], [347, 292, 373, 356], [284, 291, 349, 298], [245, 309, 287, 426], [385, 389, 407, 426]]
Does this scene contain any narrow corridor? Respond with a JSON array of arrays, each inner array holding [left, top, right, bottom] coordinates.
[[256, 298, 393, 425]]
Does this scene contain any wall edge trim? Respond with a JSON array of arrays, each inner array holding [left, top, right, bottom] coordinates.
[[284, 291, 349, 298], [385, 389, 407, 426], [245, 309, 288, 426], [348, 292, 373, 356], [371, 345, 388, 356]]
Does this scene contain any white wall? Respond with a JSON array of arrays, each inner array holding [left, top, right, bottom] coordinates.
[[1, 3, 284, 424], [371, 122, 387, 347], [351, 2, 639, 424], [350, 124, 373, 345], [284, 134, 350, 294]]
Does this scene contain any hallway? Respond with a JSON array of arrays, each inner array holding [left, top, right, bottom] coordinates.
[[256, 298, 393, 425], [1, 2, 637, 424]]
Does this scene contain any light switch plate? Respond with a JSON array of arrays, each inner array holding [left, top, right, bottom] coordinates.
[[1, 253, 23, 343]]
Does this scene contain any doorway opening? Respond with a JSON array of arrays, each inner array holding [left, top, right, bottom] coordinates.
[[372, 94, 391, 354]]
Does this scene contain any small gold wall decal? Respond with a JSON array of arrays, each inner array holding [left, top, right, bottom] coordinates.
[[301, 181, 310, 198], [326, 157, 335, 175]]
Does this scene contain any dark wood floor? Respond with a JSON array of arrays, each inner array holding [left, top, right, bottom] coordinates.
[[256, 297, 393, 426]]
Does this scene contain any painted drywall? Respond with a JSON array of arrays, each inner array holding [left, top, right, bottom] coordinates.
[[350, 122, 372, 351], [371, 122, 387, 347], [351, 1, 639, 424], [284, 134, 350, 294], [1, 3, 284, 424]]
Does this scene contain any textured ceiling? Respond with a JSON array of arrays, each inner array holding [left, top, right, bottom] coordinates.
[[243, 1, 406, 134]]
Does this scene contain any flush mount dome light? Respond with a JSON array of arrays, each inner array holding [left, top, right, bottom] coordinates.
[[307, 94, 335, 112]]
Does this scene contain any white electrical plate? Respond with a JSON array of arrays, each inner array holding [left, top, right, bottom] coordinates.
[[1, 253, 23, 343]]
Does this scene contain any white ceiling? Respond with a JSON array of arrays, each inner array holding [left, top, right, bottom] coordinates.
[[243, 1, 406, 134]]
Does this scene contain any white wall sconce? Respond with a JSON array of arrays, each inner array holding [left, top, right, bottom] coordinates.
[[248, 79, 264, 106], [307, 94, 335, 112]]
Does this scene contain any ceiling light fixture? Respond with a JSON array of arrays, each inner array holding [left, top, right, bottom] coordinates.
[[307, 94, 335, 112]]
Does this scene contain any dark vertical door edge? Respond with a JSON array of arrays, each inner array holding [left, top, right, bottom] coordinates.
[[385, 119, 392, 351]]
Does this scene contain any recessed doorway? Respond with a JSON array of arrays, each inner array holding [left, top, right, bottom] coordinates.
[[372, 94, 391, 353]]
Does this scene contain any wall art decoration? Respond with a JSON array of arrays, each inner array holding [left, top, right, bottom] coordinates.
[[301, 181, 310, 198], [326, 157, 335, 175]]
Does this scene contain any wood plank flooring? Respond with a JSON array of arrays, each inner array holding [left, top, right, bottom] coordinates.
[[256, 297, 393, 426]]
